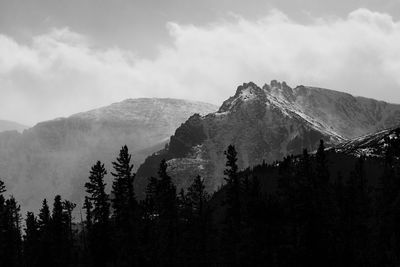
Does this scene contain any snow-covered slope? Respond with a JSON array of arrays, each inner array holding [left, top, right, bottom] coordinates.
[[136, 81, 400, 195], [334, 127, 400, 157], [0, 98, 217, 214]]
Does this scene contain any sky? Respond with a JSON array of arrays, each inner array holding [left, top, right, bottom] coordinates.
[[1, 0, 400, 125]]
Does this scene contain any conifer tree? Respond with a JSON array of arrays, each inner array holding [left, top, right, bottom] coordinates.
[[84, 161, 110, 267], [82, 196, 93, 265], [186, 175, 210, 266], [38, 199, 51, 230], [37, 199, 52, 267], [85, 161, 110, 225], [155, 159, 177, 266], [51, 195, 67, 266], [63, 200, 76, 239], [83, 196, 93, 230], [140, 176, 160, 266], [24, 212, 39, 267], [111, 145, 136, 226], [221, 145, 242, 266], [143, 176, 158, 218], [223, 145, 241, 227], [187, 175, 208, 218], [0, 193, 22, 267], [110, 145, 138, 265], [2, 196, 22, 267]]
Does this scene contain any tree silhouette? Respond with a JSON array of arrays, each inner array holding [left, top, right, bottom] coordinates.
[[111, 145, 138, 265], [220, 145, 242, 266], [155, 159, 178, 266], [24, 212, 39, 267], [84, 161, 111, 267]]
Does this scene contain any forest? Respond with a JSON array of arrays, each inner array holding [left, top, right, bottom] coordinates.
[[1, 137, 400, 267]]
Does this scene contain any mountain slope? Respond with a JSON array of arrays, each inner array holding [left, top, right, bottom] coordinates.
[[334, 127, 400, 157], [0, 120, 28, 133], [136, 81, 400, 196], [0, 98, 217, 213]]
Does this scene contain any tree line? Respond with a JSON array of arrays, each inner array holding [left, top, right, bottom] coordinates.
[[1, 138, 400, 266]]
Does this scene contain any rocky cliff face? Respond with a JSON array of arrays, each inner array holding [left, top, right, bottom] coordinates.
[[0, 98, 217, 213], [136, 81, 400, 196]]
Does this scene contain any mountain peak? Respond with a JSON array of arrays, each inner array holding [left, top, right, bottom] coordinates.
[[218, 82, 265, 113], [216, 80, 400, 140]]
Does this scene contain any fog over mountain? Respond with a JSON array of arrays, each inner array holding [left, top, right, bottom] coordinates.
[[0, 98, 217, 213], [136, 81, 400, 196], [0, 120, 28, 133]]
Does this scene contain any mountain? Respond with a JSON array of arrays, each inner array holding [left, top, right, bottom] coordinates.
[[334, 127, 400, 157], [0, 98, 217, 213], [0, 120, 28, 133], [136, 81, 400, 196]]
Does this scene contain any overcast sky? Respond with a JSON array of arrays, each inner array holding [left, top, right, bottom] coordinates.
[[1, 0, 400, 125]]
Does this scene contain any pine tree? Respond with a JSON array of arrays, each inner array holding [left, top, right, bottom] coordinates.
[[49, 196, 76, 267], [4, 197, 22, 267], [221, 145, 242, 266], [84, 161, 110, 267], [187, 175, 209, 219], [83, 196, 93, 230], [111, 145, 138, 266], [223, 145, 241, 227], [140, 176, 160, 266], [111, 145, 136, 226], [24, 212, 39, 267], [85, 161, 110, 225], [155, 159, 177, 266], [38, 199, 51, 230], [82, 196, 93, 265], [51, 195, 66, 266], [186, 175, 210, 266], [63, 200, 76, 243], [144, 176, 158, 218], [37, 199, 52, 267]]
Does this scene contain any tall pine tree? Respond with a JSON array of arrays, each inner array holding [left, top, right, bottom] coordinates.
[[221, 145, 242, 266], [84, 161, 111, 267], [111, 145, 138, 266]]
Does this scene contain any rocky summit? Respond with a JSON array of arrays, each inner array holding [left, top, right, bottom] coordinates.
[[136, 81, 400, 196]]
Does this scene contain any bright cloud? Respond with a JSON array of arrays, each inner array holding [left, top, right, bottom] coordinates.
[[1, 8, 400, 125]]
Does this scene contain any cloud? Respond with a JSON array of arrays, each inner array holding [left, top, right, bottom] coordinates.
[[1, 8, 400, 125]]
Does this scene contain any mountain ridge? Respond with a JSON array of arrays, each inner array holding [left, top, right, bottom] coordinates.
[[0, 98, 217, 214], [136, 80, 400, 196]]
